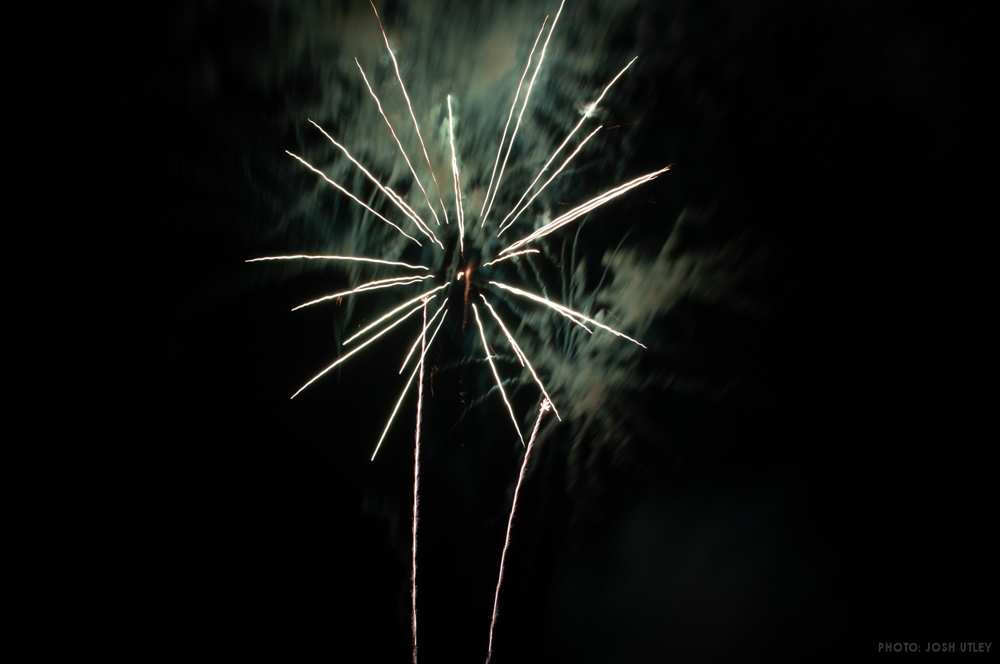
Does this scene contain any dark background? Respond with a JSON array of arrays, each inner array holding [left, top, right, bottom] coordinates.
[[123, 1, 989, 661]]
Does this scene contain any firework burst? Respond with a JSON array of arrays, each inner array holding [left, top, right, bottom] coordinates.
[[249, 1, 670, 660]]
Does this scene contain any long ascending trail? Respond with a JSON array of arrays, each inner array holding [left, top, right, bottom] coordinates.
[[411, 299, 428, 664], [485, 400, 551, 664]]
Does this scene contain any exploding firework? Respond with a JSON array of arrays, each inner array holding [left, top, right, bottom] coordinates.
[[249, 1, 670, 660]]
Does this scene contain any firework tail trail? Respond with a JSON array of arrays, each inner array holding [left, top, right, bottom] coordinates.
[[485, 399, 552, 664], [291, 275, 434, 311], [344, 283, 448, 345], [481, 249, 540, 267], [472, 303, 525, 445], [479, 294, 562, 421], [308, 120, 444, 248], [246, 254, 429, 270], [355, 59, 442, 226], [289, 294, 437, 399], [283, 152, 423, 247], [481, 0, 565, 228], [479, 15, 549, 223], [496, 124, 603, 237], [371, 308, 449, 461], [447, 95, 465, 255], [499, 165, 672, 255], [496, 56, 638, 233], [489, 280, 646, 348], [411, 299, 428, 664], [368, 0, 450, 225]]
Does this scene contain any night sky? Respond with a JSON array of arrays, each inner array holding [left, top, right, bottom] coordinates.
[[132, 1, 989, 660]]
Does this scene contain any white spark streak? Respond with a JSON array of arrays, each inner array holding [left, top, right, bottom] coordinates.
[[399, 299, 448, 373], [472, 303, 525, 446], [485, 399, 551, 664], [500, 165, 671, 255], [489, 280, 646, 348], [497, 56, 637, 233], [480, 15, 549, 222], [343, 283, 449, 346], [497, 124, 603, 237], [446, 95, 465, 255], [371, 307, 448, 462], [308, 119, 444, 249], [369, 0, 449, 227], [411, 299, 427, 664], [481, 0, 565, 227], [284, 151, 423, 247], [245, 254, 429, 271], [479, 295, 561, 421], [291, 275, 434, 312], [290, 297, 436, 400], [481, 249, 541, 268], [486, 281, 592, 335], [356, 59, 442, 227]]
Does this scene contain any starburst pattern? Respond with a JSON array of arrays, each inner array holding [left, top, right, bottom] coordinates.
[[249, 1, 670, 661]]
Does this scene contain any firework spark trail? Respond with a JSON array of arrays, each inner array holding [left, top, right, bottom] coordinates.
[[308, 119, 440, 246], [496, 56, 638, 233], [400, 299, 448, 373], [481, 249, 541, 268], [488, 283, 593, 334], [446, 95, 465, 255], [481, 0, 565, 228], [343, 283, 449, 346], [308, 120, 444, 248], [371, 308, 449, 461], [305, 120, 431, 239], [479, 15, 549, 223], [489, 280, 646, 348], [479, 294, 562, 421], [472, 303, 525, 445], [485, 399, 551, 664], [411, 299, 428, 664], [290, 296, 437, 400], [356, 59, 442, 227], [246, 254, 429, 271], [368, 0, 450, 226], [496, 124, 603, 237], [291, 275, 434, 312], [499, 165, 672, 255], [284, 152, 423, 246]]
